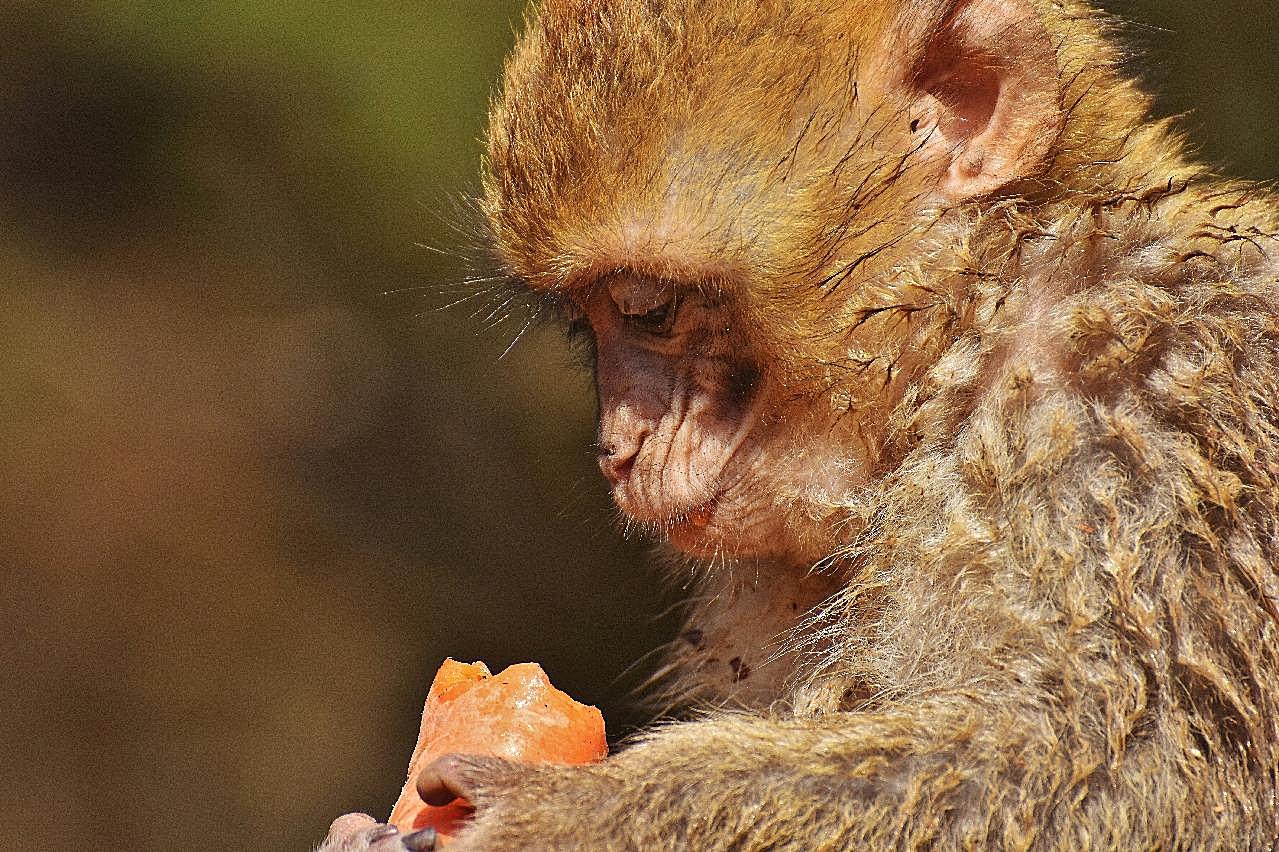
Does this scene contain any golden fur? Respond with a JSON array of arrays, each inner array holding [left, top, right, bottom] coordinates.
[[456, 0, 1279, 847]]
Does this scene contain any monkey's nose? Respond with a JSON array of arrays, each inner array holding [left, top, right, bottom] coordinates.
[[598, 436, 643, 485]]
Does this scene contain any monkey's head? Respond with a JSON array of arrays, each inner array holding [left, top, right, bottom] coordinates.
[[482, 0, 1143, 565]]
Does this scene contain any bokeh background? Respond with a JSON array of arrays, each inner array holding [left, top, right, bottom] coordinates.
[[0, 2, 1274, 849]]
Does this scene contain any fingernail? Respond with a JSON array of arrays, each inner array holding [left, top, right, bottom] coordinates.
[[402, 827, 438, 851]]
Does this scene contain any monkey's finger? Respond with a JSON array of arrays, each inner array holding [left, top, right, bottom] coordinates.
[[318, 814, 406, 852], [400, 827, 439, 851], [415, 753, 505, 806]]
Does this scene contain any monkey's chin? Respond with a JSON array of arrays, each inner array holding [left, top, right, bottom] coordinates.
[[666, 526, 726, 559], [664, 500, 720, 554], [613, 491, 734, 556], [664, 501, 806, 563]]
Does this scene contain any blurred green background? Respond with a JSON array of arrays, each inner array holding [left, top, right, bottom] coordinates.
[[0, 2, 1273, 850]]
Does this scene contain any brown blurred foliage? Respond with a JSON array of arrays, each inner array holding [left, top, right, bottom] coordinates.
[[0, 2, 1274, 850]]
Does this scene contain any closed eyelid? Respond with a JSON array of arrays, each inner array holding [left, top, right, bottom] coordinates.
[[606, 275, 675, 316]]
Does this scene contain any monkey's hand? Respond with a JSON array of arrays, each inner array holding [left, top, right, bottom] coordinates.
[[418, 722, 855, 849], [414, 698, 1138, 850], [412, 752, 627, 851], [416, 717, 952, 850]]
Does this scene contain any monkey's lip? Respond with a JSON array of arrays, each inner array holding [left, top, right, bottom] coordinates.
[[664, 496, 721, 552], [612, 485, 722, 528], [683, 499, 718, 529]]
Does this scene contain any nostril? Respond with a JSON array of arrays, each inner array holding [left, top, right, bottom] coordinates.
[[598, 438, 641, 485], [611, 453, 636, 484]]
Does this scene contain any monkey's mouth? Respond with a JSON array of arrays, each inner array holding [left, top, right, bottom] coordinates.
[[663, 497, 722, 552], [620, 468, 794, 562], [607, 382, 767, 547], [608, 436, 741, 534], [612, 481, 722, 530], [607, 464, 731, 548], [683, 500, 717, 529]]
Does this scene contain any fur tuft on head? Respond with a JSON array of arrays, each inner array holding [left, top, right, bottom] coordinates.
[[482, 0, 1163, 382]]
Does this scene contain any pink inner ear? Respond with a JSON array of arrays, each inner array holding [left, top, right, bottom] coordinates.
[[916, 30, 1001, 146], [929, 62, 1000, 145]]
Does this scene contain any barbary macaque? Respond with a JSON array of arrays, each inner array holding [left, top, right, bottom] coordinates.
[[322, 0, 1279, 848]]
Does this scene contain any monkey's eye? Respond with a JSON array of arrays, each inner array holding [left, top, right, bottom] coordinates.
[[607, 276, 680, 336], [623, 294, 679, 334]]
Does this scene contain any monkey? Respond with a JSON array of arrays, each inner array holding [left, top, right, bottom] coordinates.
[[321, 0, 1279, 848]]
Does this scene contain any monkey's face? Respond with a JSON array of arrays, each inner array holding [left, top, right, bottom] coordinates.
[[487, 0, 1069, 565], [569, 272, 867, 564]]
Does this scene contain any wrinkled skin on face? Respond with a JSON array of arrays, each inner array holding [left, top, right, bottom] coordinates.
[[577, 272, 868, 565]]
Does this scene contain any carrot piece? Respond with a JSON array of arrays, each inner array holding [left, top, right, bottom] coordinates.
[[388, 659, 608, 842], [426, 659, 491, 705]]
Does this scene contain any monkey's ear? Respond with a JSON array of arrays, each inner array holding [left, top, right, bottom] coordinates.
[[899, 0, 1064, 199]]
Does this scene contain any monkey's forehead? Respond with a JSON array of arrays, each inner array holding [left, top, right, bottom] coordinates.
[[481, 0, 914, 292]]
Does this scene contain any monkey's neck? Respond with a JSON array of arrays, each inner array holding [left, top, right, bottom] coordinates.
[[647, 557, 846, 714]]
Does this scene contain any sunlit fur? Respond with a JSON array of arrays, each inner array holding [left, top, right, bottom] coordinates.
[[457, 0, 1279, 848]]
